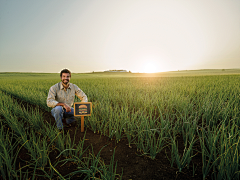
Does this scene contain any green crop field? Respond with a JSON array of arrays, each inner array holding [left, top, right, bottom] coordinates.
[[0, 70, 240, 179]]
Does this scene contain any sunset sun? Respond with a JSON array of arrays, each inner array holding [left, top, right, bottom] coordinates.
[[142, 62, 157, 73]]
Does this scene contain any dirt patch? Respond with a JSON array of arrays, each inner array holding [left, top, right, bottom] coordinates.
[[20, 111, 209, 179]]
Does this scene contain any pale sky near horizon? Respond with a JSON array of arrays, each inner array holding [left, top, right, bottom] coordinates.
[[0, 0, 239, 73]]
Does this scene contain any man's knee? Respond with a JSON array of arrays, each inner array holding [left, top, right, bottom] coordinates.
[[52, 106, 63, 115]]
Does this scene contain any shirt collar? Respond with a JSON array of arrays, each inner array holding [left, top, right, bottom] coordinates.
[[60, 82, 72, 90]]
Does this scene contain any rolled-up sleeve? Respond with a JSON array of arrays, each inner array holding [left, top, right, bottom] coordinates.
[[74, 85, 88, 102], [47, 86, 59, 108]]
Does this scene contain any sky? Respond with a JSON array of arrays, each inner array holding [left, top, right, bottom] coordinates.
[[0, 0, 239, 73]]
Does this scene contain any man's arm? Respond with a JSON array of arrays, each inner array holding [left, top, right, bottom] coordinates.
[[56, 102, 71, 112], [74, 84, 88, 102], [47, 86, 59, 108]]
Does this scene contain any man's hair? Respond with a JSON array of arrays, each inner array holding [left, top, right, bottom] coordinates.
[[60, 69, 71, 77]]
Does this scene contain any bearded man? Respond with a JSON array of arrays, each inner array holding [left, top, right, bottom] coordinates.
[[47, 69, 88, 130]]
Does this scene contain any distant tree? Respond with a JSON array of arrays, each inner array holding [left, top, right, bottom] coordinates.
[[129, 71, 132, 73], [222, 69, 225, 71]]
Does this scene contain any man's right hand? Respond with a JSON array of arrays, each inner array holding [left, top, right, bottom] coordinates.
[[56, 103, 71, 112], [64, 104, 71, 112]]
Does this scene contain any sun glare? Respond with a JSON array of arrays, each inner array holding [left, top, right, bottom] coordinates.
[[142, 62, 157, 73]]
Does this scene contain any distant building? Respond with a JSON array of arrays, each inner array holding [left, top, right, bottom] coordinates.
[[104, 70, 128, 72]]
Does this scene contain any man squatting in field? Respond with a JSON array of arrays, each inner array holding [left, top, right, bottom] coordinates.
[[47, 69, 88, 130]]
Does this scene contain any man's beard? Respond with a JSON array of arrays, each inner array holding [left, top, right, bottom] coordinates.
[[62, 79, 69, 85]]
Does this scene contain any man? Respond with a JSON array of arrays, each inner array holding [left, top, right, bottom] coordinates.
[[47, 69, 88, 130]]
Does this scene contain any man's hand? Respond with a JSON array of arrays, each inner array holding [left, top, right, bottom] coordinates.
[[56, 103, 71, 112], [64, 104, 71, 112]]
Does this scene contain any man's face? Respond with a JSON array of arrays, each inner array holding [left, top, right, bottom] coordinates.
[[61, 73, 71, 85]]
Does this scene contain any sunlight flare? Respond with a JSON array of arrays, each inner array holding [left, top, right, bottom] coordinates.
[[142, 62, 157, 73]]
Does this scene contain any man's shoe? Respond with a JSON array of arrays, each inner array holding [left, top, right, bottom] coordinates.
[[64, 124, 71, 128], [70, 121, 77, 127], [64, 121, 77, 128]]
